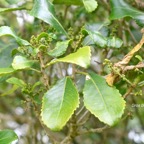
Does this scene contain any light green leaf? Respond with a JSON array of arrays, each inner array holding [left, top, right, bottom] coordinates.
[[110, 0, 144, 26], [5, 0, 22, 4], [0, 26, 30, 45], [82, 0, 98, 13], [32, 81, 42, 91], [1, 85, 19, 97], [0, 130, 18, 144], [83, 72, 125, 126], [46, 46, 91, 68], [41, 77, 79, 131], [6, 77, 26, 88], [29, 0, 67, 35], [0, 68, 15, 76], [135, 55, 143, 62], [48, 40, 70, 57], [107, 37, 123, 48], [12, 56, 36, 70]]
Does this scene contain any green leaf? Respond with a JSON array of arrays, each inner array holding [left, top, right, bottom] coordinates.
[[46, 46, 91, 68], [1, 85, 19, 97], [0, 7, 24, 13], [82, 0, 98, 13], [107, 37, 123, 48], [32, 81, 42, 91], [0, 130, 18, 144], [12, 56, 36, 70], [6, 77, 26, 88], [0, 26, 30, 45], [110, 0, 144, 26], [29, 0, 67, 35], [5, 0, 22, 4], [135, 55, 143, 62], [88, 31, 107, 47], [48, 40, 70, 57], [0, 41, 18, 68], [53, 0, 98, 12], [53, 0, 83, 5], [83, 72, 125, 126], [83, 29, 123, 48], [41, 77, 79, 131], [0, 68, 15, 76]]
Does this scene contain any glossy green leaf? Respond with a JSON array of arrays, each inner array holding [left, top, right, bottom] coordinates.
[[110, 0, 144, 26], [82, 0, 98, 13], [107, 37, 123, 48], [29, 0, 67, 35], [83, 29, 123, 48], [0, 68, 15, 76], [0, 130, 18, 144], [48, 40, 70, 57], [88, 31, 107, 47], [12, 56, 35, 70], [6, 77, 26, 88], [83, 72, 125, 126], [0, 26, 30, 45], [46, 46, 91, 68], [41, 77, 79, 131]]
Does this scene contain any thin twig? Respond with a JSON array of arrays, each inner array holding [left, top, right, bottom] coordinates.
[[38, 52, 49, 89], [78, 125, 109, 135]]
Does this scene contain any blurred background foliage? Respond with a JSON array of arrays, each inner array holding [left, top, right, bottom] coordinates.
[[0, 0, 144, 144]]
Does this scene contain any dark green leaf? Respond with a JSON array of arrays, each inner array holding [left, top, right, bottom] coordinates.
[[41, 77, 79, 131], [0, 130, 18, 144], [29, 0, 67, 35], [83, 72, 125, 126], [110, 0, 144, 26], [53, 0, 83, 5]]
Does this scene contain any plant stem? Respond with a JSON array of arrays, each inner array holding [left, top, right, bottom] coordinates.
[[38, 52, 50, 89]]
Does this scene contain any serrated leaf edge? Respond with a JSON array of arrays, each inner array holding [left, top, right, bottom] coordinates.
[[83, 75, 126, 126], [41, 77, 80, 131]]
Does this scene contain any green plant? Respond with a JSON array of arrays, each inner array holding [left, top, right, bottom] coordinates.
[[0, 0, 144, 143]]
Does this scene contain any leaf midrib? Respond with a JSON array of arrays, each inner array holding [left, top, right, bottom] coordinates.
[[112, 7, 144, 16], [90, 76, 112, 120], [54, 78, 67, 127]]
